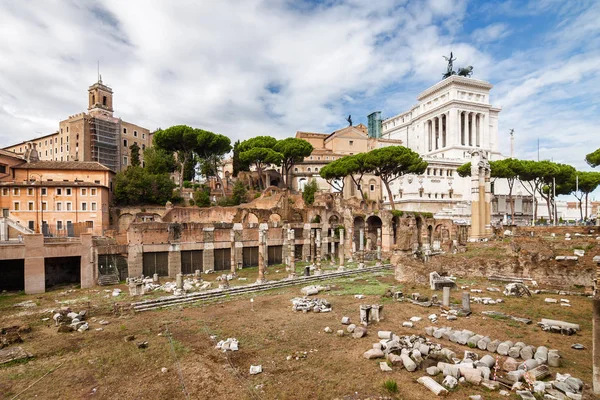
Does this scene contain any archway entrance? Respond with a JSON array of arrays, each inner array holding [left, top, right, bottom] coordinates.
[[353, 216, 365, 251], [366, 215, 382, 251]]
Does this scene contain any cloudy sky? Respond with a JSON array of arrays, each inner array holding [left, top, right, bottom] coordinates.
[[0, 0, 599, 172]]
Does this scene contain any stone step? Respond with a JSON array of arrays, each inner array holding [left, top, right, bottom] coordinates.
[[98, 275, 119, 286], [132, 264, 391, 312]]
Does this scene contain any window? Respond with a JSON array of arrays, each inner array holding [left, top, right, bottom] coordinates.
[[27, 188, 34, 196], [123, 156, 128, 165], [13, 202, 20, 211], [28, 202, 34, 211], [91, 188, 97, 196], [370, 184, 375, 191], [56, 188, 62, 196], [134, 131, 138, 137], [13, 188, 19, 196], [142, 144, 145, 150], [65, 188, 72, 196], [315, 168, 319, 172], [66, 202, 72, 211], [81, 188, 87, 196], [123, 139, 128, 147], [42, 202, 47, 211], [123, 128, 127, 134], [349, 140, 354, 146], [307, 168, 311, 172], [91, 202, 97, 211], [81, 202, 87, 211], [1, 188, 8, 196], [94, 180, 100, 185], [85, 221, 94, 229], [57, 221, 63, 230], [294, 168, 298, 172], [102, 96, 107, 106], [66, 220, 72, 228], [0, 165, 6, 173], [142, 133, 145, 139], [41, 187, 47, 196], [56, 202, 62, 211], [28, 221, 34, 230], [45, 140, 48, 146]]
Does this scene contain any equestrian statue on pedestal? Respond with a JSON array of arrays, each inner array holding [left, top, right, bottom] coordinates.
[[442, 52, 473, 79]]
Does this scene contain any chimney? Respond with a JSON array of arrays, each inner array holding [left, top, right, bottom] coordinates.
[[25, 142, 40, 163]]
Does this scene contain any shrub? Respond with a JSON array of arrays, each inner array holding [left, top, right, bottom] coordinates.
[[183, 180, 192, 189], [194, 187, 211, 207], [170, 194, 184, 205], [188, 199, 195, 206], [383, 379, 398, 394], [232, 180, 247, 205], [391, 210, 404, 218], [303, 179, 318, 205]]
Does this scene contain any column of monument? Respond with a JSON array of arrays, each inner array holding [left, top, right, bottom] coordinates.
[[338, 228, 345, 271], [257, 228, 266, 283], [288, 228, 296, 277], [358, 228, 365, 269], [315, 228, 322, 275], [376, 227, 382, 262], [230, 229, 236, 276]]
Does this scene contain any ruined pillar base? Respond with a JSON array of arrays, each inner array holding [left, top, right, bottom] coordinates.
[[256, 278, 267, 284], [348, 257, 354, 263], [357, 263, 365, 269], [287, 273, 297, 279], [313, 270, 323, 276], [337, 266, 346, 272]]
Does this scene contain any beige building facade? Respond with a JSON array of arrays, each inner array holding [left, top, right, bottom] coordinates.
[[4, 78, 151, 172], [292, 124, 403, 201], [0, 147, 113, 237]]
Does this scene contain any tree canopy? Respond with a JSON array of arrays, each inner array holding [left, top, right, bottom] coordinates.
[[129, 143, 141, 167], [319, 157, 347, 193], [114, 166, 176, 206], [142, 147, 176, 175], [586, 148, 600, 168], [273, 138, 313, 188], [238, 136, 282, 190], [153, 125, 199, 192], [363, 146, 427, 210]]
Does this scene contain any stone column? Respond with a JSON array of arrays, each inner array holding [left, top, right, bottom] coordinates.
[[348, 226, 354, 262], [302, 223, 311, 262], [442, 286, 451, 307], [288, 228, 296, 277], [24, 234, 45, 294], [127, 244, 143, 278], [257, 228, 266, 283], [233, 223, 243, 270], [469, 112, 474, 146], [310, 229, 315, 264], [338, 228, 345, 271], [376, 227, 382, 261], [168, 243, 181, 278], [229, 229, 236, 276], [358, 228, 365, 268], [462, 292, 471, 313], [315, 228, 322, 275], [202, 227, 215, 272], [80, 233, 95, 289], [484, 168, 492, 235]]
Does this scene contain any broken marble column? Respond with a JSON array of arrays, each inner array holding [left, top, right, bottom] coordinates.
[[348, 227, 355, 262], [462, 292, 471, 313], [310, 229, 315, 264], [417, 376, 448, 396], [287, 228, 296, 276], [360, 304, 371, 326], [338, 228, 345, 271], [315, 228, 322, 275], [371, 304, 383, 322], [376, 227, 382, 261], [257, 228, 266, 283], [153, 273, 159, 283], [443, 286, 451, 307], [176, 273, 183, 290]]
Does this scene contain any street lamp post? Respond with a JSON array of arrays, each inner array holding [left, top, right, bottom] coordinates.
[[30, 174, 43, 234]]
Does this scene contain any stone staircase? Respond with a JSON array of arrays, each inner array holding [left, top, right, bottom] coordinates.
[[0, 217, 34, 241], [98, 274, 120, 286]]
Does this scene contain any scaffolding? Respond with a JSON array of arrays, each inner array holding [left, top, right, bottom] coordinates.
[[90, 117, 120, 171]]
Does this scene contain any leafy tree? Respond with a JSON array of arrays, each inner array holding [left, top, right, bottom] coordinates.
[[195, 130, 232, 196], [129, 143, 141, 167], [153, 125, 199, 192], [344, 153, 371, 200], [302, 179, 319, 205], [538, 163, 575, 223], [238, 136, 282, 190], [114, 166, 176, 206], [514, 160, 559, 223], [232, 180, 247, 205], [563, 171, 600, 221], [143, 147, 176, 175], [273, 138, 313, 188], [363, 146, 428, 210], [319, 158, 347, 193], [586, 148, 600, 168], [456, 162, 471, 177], [193, 186, 211, 207], [232, 140, 245, 177]]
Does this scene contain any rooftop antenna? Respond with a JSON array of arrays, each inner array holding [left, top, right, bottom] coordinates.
[[509, 129, 514, 158], [97, 61, 102, 83]]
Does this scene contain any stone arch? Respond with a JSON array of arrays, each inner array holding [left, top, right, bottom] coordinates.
[[328, 213, 340, 227], [291, 211, 303, 223], [269, 213, 281, 224], [434, 224, 444, 242], [118, 213, 135, 232], [366, 215, 382, 251], [353, 216, 365, 251], [245, 212, 259, 225], [298, 178, 307, 191]]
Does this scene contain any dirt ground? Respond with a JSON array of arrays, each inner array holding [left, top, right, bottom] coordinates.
[[0, 269, 594, 400]]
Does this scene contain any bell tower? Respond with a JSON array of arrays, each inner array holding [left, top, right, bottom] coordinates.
[[88, 75, 114, 117]]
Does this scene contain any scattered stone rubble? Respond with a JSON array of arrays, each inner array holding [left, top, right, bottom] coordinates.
[[300, 285, 330, 296], [132, 276, 212, 296], [481, 311, 532, 325], [503, 283, 532, 297], [1, 325, 30, 348], [0, 346, 33, 365], [53, 308, 90, 333], [291, 297, 331, 313], [424, 326, 561, 366], [537, 319, 580, 336], [215, 338, 239, 352]]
